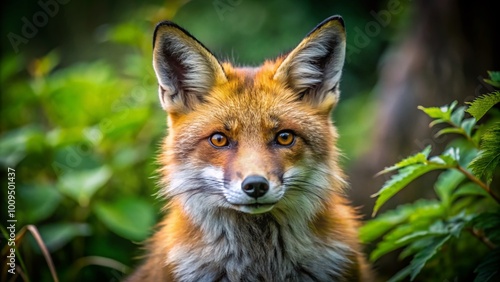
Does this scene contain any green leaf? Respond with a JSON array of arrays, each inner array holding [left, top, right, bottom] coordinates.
[[429, 118, 447, 127], [384, 234, 452, 281], [435, 127, 465, 138], [377, 146, 431, 175], [387, 266, 412, 282], [466, 92, 500, 121], [369, 200, 442, 261], [484, 71, 500, 88], [418, 101, 457, 121], [360, 200, 438, 243], [36, 223, 91, 252], [399, 237, 433, 260], [370, 223, 422, 261], [93, 197, 155, 241], [468, 122, 500, 183], [58, 166, 112, 207], [474, 248, 500, 282], [430, 147, 460, 165], [461, 118, 477, 137], [0, 126, 45, 167], [434, 169, 465, 206], [19, 184, 61, 223], [450, 106, 466, 125], [395, 220, 448, 246], [452, 182, 489, 201], [409, 235, 452, 280], [372, 163, 448, 216]]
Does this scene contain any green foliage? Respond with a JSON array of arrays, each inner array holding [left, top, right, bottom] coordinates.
[[469, 123, 500, 184], [93, 198, 156, 241], [483, 71, 500, 88], [1, 12, 162, 281], [361, 71, 500, 281], [466, 92, 500, 121]]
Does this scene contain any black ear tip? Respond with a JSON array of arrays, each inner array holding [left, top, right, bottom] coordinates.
[[323, 15, 345, 28], [332, 15, 345, 27], [317, 15, 345, 30], [153, 21, 181, 48], [307, 15, 345, 37]]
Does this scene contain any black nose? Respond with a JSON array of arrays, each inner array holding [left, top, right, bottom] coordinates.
[[241, 175, 269, 198]]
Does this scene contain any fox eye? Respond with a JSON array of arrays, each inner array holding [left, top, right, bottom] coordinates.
[[275, 131, 295, 146], [209, 133, 229, 148]]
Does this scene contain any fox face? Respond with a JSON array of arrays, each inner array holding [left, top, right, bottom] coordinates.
[[154, 17, 346, 220], [125, 15, 372, 282]]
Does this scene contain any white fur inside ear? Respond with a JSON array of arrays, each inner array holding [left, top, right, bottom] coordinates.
[[153, 30, 225, 111], [274, 23, 346, 104]]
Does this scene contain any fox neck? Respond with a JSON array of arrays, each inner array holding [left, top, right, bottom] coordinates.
[[164, 197, 352, 281]]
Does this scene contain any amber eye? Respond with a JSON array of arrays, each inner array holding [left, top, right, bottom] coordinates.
[[209, 133, 229, 148], [275, 131, 295, 146]]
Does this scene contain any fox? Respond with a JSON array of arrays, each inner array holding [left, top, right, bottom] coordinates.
[[126, 15, 372, 281]]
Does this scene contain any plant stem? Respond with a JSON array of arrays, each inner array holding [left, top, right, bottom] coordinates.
[[467, 227, 497, 249], [456, 165, 500, 204]]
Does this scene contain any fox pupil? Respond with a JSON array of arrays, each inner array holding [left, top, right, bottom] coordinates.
[[276, 131, 294, 146], [210, 133, 228, 147]]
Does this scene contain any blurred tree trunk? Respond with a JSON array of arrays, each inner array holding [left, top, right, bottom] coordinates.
[[348, 0, 499, 278]]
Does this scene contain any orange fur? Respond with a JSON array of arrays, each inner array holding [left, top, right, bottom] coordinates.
[[126, 16, 372, 281]]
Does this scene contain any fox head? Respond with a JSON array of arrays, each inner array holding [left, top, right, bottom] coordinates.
[[153, 16, 346, 221]]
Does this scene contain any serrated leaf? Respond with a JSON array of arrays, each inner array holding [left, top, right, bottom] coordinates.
[[387, 266, 412, 282], [399, 237, 433, 260], [461, 118, 477, 137], [418, 102, 456, 121], [395, 221, 448, 246], [466, 92, 500, 121], [385, 235, 452, 281], [93, 197, 155, 241], [370, 223, 425, 261], [58, 166, 112, 207], [372, 163, 447, 215], [409, 235, 452, 280], [468, 122, 500, 183], [360, 200, 438, 243], [451, 106, 466, 125], [430, 147, 460, 165], [369, 201, 442, 261], [377, 146, 431, 175], [474, 248, 500, 282]]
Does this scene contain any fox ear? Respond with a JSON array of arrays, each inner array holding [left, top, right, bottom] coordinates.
[[274, 16, 346, 112], [153, 22, 227, 113]]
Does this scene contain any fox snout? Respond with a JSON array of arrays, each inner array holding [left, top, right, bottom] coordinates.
[[223, 171, 283, 214], [241, 175, 270, 198]]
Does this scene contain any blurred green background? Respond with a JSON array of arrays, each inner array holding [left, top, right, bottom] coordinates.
[[1, 0, 497, 281]]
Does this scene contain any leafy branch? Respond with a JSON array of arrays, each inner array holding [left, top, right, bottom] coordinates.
[[361, 71, 500, 281]]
